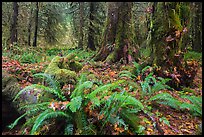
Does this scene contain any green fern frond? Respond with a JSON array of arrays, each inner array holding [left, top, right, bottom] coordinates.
[[13, 84, 66, 102], [19, 102, 50, 111], [31, 109, 71, 135], [157, 77, 171, 84], [34, 73, 61, 92], [21, 116, 37, 134], [157, 99, 181, 109], [120, 108, 140, 131], [67, 96, 82, 112], [180, 95, 202, 117], [141, 66, 151, 74], [181, 95, 202, 107], [78, 74, 87, 85], [64, 124, 74, 135], [114, 94, 144, 110], [70, 81, 93, 98], [141, 81, 151, 94], [149, 92, 173, 101], [152, 82, 166, 92], [86, 80, 124, 99], [8, 113, 27, 129], [118, 70, 136, 79], [150, 92, 181, 109], [133, 62, 141, 76]]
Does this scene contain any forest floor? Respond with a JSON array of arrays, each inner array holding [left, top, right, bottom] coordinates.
[[2, 52, 202, 135]]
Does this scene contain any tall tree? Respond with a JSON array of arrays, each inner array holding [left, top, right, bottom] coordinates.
[[33, 2, 39, 47], [10, 2, 18, 45], [191, 2, 202, 52], [94, 2, 136, 64], [78, 2, 84, 49], [149, 2, 190, 66], [87, 2, 96, 51], [28, 2, 33, 46]]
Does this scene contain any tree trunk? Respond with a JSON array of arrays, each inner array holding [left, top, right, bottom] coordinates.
[[87, 2, 96, 51], [94, 2, 136, 64], [150, 2, 190, 66], [78, 2, 84, 49], [28, 2, 33, 46], [33, 2, 39, 47], [192, 2, 202, 52], [10, 2, 18, 45]]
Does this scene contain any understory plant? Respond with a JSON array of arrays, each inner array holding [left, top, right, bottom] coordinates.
[[9, 73, 145, 135]]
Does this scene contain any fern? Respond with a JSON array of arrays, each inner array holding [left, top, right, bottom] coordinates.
[[8, 113, 27, 129], [118, 70, 136, 79], [70, 81, 93, 98], [133, 62, 141, 76], [141, 66, 151, 74], [114, 94, 144, 110], [13, 84, 66, 102], [33, 73, 60, 92], [149, 92, 181, 109], [67, 96, 82, 113], [149, 92, 202, 117], [120, 108, 140, 131], [19, 102, 50, 111], [31, 109, 71, 135], [64, 124, 74, 135], [86, 80, 124, 99], [180, 95, 202, 117]]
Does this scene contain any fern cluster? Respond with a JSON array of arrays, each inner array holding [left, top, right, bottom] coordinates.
[[149, 92, 202, 117], [9, 73, 146, 135], [9, 70, 201, 135]]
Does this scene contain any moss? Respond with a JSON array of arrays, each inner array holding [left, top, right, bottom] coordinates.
[[65, 53, 76, 60], [45, 54, 82, 85], [87, 73, 98, 81], [55, 69, 77, 84], [105, 52, 115, 63], [69, 61, 83, 72]]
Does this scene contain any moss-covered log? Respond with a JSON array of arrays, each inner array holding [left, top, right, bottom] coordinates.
[[2, 71, 25, 129], [44, 53, 82, 85]]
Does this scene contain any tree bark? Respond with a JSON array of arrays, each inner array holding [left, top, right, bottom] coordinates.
[[94, 2, 136, 64], [78, 2, 84, 49], [33, 2, 39, 47], [10, 2, 18, 45], [150, 2, 190, 66], [87, 2, 96, 51], [192, 2, 202, 52], [28, 2, 33, 46]]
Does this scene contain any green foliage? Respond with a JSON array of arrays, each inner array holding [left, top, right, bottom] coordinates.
[[67, 96, 82, 113], [140, 72, 172, 95], [33, 73, 62, 97], [149, 92, 202, 117], [118, 70, 136, 79], [64, 124, 74, 135], [30, 109, 71, 135], [184, 51, 202, 62], [20, 52, 39, 63], [8, 113, 27, 129], [180, 95, 202, 117]]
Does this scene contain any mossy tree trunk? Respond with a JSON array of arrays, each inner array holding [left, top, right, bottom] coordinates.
[[10, 2, 18, 45], [78, 2, 84, 49], [94, 2, 137, 64], [87, 2, 96, 51], [33, 2, 39, 47], [150, 2, 190, 66], [28, 2, 33, 46], [191, 2, 202, 52]]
